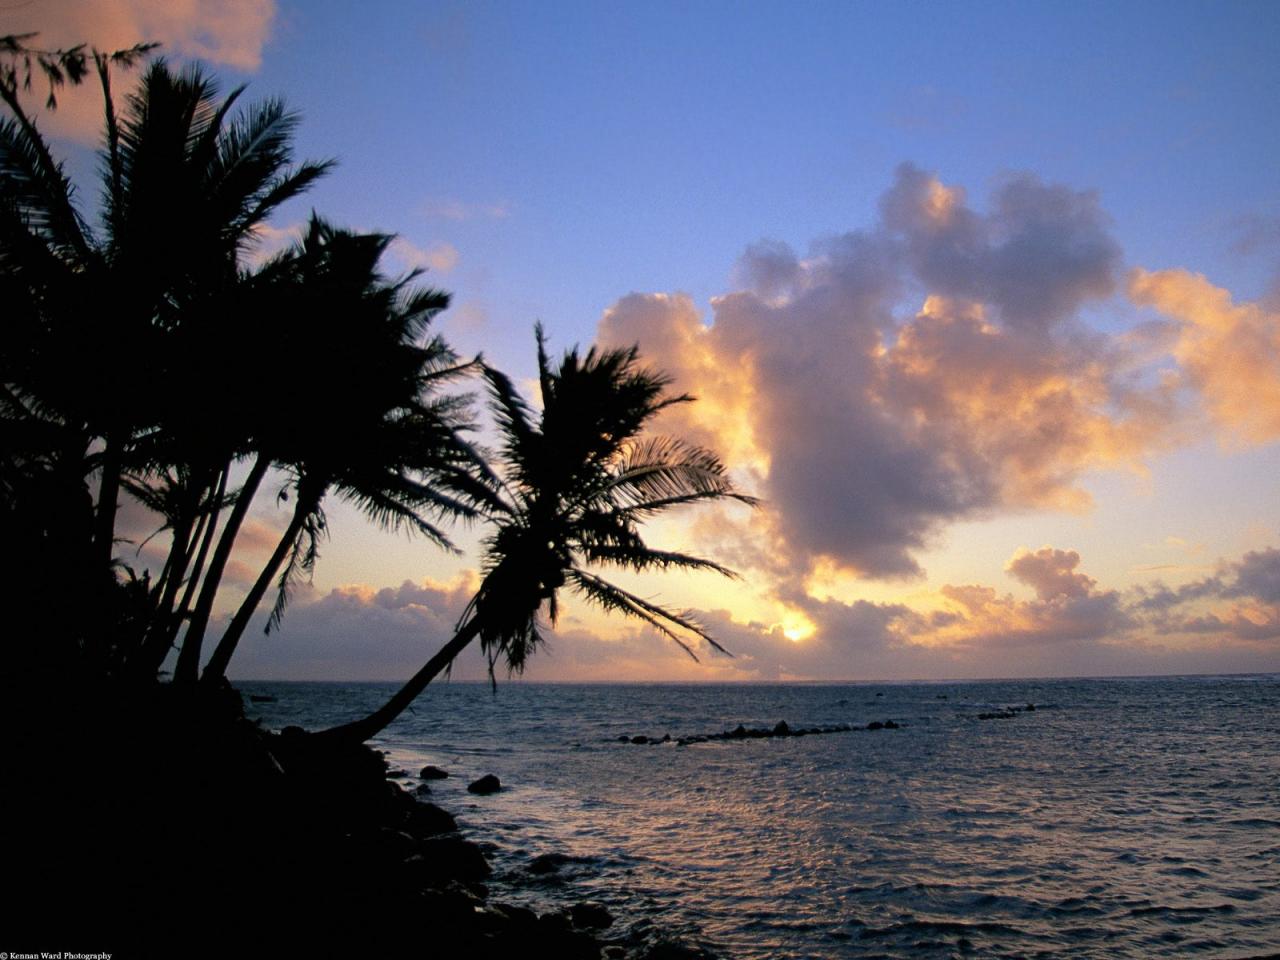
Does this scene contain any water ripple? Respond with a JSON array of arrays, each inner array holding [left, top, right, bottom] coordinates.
[[245, 675, 1280, 959]]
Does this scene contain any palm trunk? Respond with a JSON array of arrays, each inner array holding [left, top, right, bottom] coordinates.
[[93, 433, 122, 570], [155, 468, 226, 671], [145, 538, 180, 622], [201, 481, 322, 684], [173, 454, 269, 684], [132, 468, 218, 676], [315, 617, 484, 744]]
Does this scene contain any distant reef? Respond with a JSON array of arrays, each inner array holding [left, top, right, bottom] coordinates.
[[616, 718, 902, 746]]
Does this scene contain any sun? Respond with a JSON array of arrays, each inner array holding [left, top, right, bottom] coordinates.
[[779, 612, 817, 643]]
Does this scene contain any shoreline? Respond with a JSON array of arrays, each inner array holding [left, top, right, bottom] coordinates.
[[2, 676, 711, 959]]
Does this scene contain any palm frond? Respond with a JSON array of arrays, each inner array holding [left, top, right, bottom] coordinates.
[[577, 540, 740, 579], [568, 569, 732, 660], [235, 160, 334, 238], [608, 436, 745, 497], [0, 115, 92, 259], [267, 505, 325, 633]]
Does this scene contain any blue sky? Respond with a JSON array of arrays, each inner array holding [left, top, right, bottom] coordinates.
[[13, 0, 1280, 680], [245, 1, 1280, 344]]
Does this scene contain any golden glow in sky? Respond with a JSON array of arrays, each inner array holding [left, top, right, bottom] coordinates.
[[33, 0, 1276, 682]]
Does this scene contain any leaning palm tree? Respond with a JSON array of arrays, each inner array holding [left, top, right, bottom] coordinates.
[[319, 327, 756, 744]]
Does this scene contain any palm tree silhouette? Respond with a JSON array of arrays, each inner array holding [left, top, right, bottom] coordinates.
[[320, 326, 756, 744], [2, 48, 333, 673], [198, 218, 496, 683]]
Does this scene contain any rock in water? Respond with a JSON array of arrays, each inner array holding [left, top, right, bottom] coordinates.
[[405, 836, 491, 882], [420, 765, 449, 780], [773, 721, 791, 736], [403, 800, 456, 837], [468, 774, 502, 795], [569, 901, 614, 929], [529, 852, 578, 875]]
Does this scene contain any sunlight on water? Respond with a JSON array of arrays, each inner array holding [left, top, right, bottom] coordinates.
[[246, 676, 1280, 959]]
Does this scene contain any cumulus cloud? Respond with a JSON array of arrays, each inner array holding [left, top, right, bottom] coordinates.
[[1129, 268, 1280, 445], [880, 165, 1121, 335], [923, 548, 1133, 653], [1006, 547, 1097, 601], [5, 0, 276, 142], [600, 165, 1175, 582], [227, 575, 478, 681]]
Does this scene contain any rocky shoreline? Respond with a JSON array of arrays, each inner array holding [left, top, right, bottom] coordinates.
[[2, 676, 714, 959]]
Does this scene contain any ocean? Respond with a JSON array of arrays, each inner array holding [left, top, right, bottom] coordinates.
[[242, 676, 1280, 958]]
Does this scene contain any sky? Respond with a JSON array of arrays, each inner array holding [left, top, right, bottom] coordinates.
[[11, 0, 1280, 682]]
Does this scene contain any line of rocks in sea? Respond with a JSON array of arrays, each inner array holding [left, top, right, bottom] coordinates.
[[976, 703, 1038, 720], [616, 718, 902, 746]]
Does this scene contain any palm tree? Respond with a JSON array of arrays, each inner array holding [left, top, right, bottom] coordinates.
[[319, 327, 756, 744], [1, 41, 332, 674], [103, 60, 333, 681], [198, 218, 496, 684]]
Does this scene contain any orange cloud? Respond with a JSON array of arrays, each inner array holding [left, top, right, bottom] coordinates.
[[881, 295, 1170, 513], [598, 292, 767, 476], [913, 547, 1133, 656], [6, 0, 275, 142], [1129, 268, 1280, 446], [598, 167, 1176, 583]]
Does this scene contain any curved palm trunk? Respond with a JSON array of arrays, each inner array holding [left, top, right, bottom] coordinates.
[[201, 481, 323, 684], [315, 616, 483, 744], [173, 454, 269, 684]]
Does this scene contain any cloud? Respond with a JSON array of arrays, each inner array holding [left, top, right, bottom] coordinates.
[[925, 548, 1133, 652], [1006, 547, 1096, 601], [5, 0, 276, 142], [1230, 213, 1280, 256], [600, 165, 1175, 583], [390, 237, 460, 274], [225, 542, 1280, 682], [1135, 547, 1280, 643], [227, 574, 479, 681], [1129, 268, 1280, 445], [228, 572, 753, 683], [880, 165, 1121, 335]]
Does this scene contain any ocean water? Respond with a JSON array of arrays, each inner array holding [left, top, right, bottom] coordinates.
[[243, 676, 1280, 958]]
